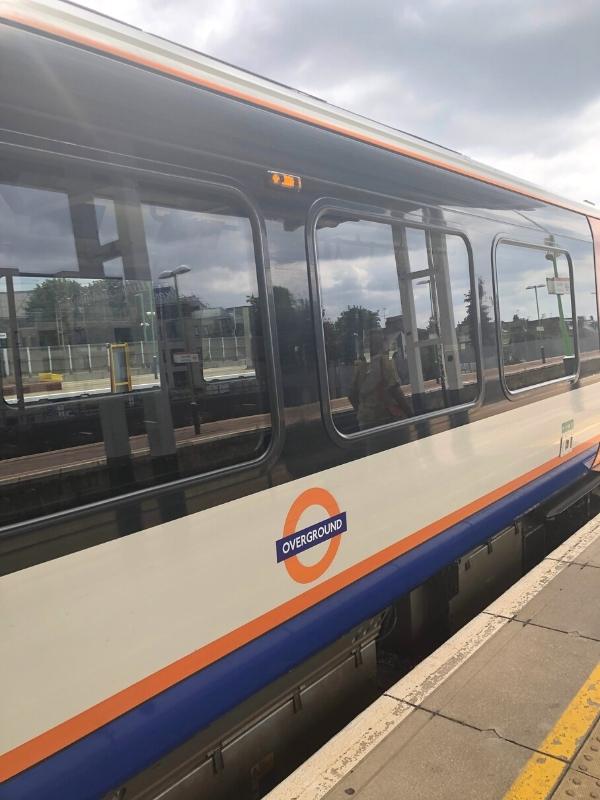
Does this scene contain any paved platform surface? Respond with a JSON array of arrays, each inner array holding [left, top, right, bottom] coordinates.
[[268, 514, 600, 800]]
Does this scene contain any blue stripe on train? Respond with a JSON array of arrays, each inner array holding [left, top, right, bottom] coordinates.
[[4, 446, 595, 800]]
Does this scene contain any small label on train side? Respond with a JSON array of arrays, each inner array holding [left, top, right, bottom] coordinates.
[[559, 419, 575, 457], [276, 512, 347, 563]]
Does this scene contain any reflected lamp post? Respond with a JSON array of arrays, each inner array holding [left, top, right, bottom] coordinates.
[[134, 290, 148, 343], [158, 265, 191, 324], [526, 284, 544, 326], [158, 265, 193, 392], [526, 283, 546, 363]]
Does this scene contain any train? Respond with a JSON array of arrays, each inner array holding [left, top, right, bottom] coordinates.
[[1, 2, 600, 799]]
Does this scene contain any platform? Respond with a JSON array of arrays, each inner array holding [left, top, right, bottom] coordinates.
[[267, 514, 600, 800]]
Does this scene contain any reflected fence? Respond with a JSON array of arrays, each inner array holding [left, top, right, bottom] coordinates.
[[201, 335, 251, 366], [1, 341, 159, 381], [0, 337, 253, 388]]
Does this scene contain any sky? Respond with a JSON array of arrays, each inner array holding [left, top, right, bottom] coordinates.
[[80, 0, 600, 207]]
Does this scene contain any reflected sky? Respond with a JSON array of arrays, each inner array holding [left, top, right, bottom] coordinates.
[[496, 242, 596, 323], [0, 182, 260, 314], [316, 219, 472, 330], [142, 204, 257, 310], [0, 184, 78, 274], [0, 180, 596, 334]]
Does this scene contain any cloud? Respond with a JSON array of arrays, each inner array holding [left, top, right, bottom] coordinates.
[[82, 0, 600, 205], [469, 98, 600, 202]]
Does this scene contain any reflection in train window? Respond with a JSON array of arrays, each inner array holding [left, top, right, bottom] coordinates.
[[0, 183, 79, 275], [0, 275, 159, 405], [315, 213, 479, 435], [141, 202, 259, 389], [495, 242, 578, 392], [0, 167, 272, 527]]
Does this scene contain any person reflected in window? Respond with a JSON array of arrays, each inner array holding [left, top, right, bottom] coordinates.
[[349, 328, 412, 430]]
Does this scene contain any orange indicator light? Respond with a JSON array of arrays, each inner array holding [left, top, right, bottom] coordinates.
[[268, 171, 302, 190]]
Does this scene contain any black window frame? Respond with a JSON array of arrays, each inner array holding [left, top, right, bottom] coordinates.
[[306, 197, 483, 446], [0, 140, 284, 531], [491, 235, 580, 398]]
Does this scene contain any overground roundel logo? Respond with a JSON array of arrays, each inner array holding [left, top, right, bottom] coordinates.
[[275, 488, 347, 584]]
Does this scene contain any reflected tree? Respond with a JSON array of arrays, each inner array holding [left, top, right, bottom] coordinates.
[[248, 286, 313, 371], [461, 277, 495, 346], [25, 278, 82, 323], [330, 305, 380, 364]]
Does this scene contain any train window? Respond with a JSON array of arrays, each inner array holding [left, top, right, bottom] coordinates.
[[495, 241, 578, 392], [314, 212, 479, 435], [0, 161, 272, 527], [140, 198, 265, 415]]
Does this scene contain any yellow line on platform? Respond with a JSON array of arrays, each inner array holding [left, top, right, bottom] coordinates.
[[503, 662, 600, 800]]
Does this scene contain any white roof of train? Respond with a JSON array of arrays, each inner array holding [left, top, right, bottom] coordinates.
[[0, 0, 598, 221]]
